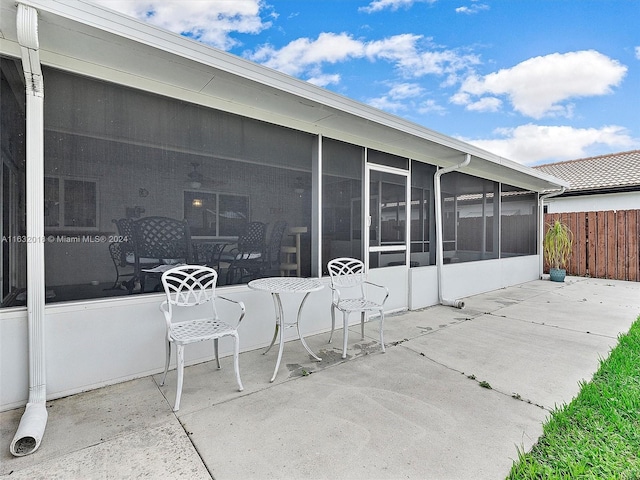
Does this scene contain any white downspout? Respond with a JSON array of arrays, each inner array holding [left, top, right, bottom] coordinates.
[[10, 3, 48, 457], [537, 187, 566, 279], [433, 153, 471, 309]]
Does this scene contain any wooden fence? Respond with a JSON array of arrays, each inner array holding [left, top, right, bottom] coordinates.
[[544, 210, 640, 282]]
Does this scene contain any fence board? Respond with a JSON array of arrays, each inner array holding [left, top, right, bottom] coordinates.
[[606, 211, 616, 279], [617, 211, 626, 280], [587, 211, 596, 278], [596, 212, 607, 278], [576, 212, 587, 276], [629, 212, 639, 281], [565, 212, 576, 273], [544, 209, 640, 282]]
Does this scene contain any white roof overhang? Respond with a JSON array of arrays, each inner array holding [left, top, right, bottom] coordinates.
[[1, 0, 568, 192]]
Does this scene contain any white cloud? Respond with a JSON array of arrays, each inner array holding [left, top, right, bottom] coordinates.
[[368, 96, 408, 112], [359, 0, 435, 14], [248, 32, 479, 84], [395, 48, 481, 78], [248, 32, 364, 76], [462, 124, 639, 165], [466, 96, 501, 112], [387, 82, 425, 99], [636, 46, 640, 60], [450, 92, 470, 105], [306, 73, 341, 87], [418, 99, 447, 115], [455, 3, 489, 14], [90, 0, 270, 49], [363, 34, 480, 77], [367, 82, 423, 112], [368, 82, 447, 116], [456, 50, 627, 119]]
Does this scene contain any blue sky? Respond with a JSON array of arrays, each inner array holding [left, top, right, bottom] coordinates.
[[93, 0, 639, 166]]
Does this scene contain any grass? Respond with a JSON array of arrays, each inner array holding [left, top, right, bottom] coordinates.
[[507, 316, 640, 479]]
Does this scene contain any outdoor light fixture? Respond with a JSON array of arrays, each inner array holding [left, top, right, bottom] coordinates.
[[192, 198, 203, 207]]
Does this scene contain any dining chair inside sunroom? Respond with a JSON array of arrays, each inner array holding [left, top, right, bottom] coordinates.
[[131, 216, 193, 293], [159, 265, 245, 411], [107, 241, 135, 290], [226, 220, 287, 283], [327, 257, 389, 359], [106, 218, 137, 290], [219, 221, 267, 283]]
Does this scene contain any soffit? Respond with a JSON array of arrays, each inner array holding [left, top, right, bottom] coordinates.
[[2, 0, 567, 192]]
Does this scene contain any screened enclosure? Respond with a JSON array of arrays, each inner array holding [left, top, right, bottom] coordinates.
[[440, 172, 537, 263], [1, 53, 539, 307], [1, 58, 315, 304]]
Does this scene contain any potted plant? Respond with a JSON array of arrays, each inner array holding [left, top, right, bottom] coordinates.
[[543, 219, 573, 282]]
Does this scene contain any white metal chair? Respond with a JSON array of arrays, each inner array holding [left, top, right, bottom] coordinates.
[[327, 257, 389, 359], [159, 265, 245, 411]]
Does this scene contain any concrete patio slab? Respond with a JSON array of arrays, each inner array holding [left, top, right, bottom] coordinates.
[[0, 377, 173, 476], [402, 314, 618, 410], [496, 279, 640, 338], [180, 345, 547, 480], [1, 277, 639, 479], [3, 421, 209, 479]]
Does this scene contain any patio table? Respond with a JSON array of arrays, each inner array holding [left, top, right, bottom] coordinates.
[[248, 277, 324, 382]]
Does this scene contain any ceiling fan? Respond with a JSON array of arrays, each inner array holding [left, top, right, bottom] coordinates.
[[185, 162, 225, 189], [187, 163, 204, 189]]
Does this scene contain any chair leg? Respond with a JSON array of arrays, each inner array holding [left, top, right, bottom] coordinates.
[[174, 344, 185, 412], [328, 304, 336, 344], [361, 311, 365, 340], [161, 339, 171, 386], [233, 333, 243, 392], [379, 310, 385, 353], [125, 276, 137, 294], [342, 311, 349, 359], [109, 269, 121, 290], [214, 338, 221, 369]]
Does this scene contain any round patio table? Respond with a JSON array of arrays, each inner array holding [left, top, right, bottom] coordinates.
[[248, 277, 324, 382]]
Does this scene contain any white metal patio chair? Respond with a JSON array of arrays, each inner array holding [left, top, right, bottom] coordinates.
[[159, 265, 245, 411], [327, 257, 389, 359]]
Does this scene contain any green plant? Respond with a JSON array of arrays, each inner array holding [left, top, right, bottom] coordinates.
[[543, 219, 573, 270]]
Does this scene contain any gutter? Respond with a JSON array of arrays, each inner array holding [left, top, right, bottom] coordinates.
[[10, 3, 48, 457], [433, 154, 471, 309], [538, 186, 566, 279]]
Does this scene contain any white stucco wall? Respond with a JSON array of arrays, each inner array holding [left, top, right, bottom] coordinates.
[[545, 191, 640, 214]]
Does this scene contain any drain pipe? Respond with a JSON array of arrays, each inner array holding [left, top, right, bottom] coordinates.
[[433, 153, 470, 309], [10, 3, 48, 457], [537, 186, 566, 279]]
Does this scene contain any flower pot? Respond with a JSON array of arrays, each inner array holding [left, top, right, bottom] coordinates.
[[549, 268, 566, 282]]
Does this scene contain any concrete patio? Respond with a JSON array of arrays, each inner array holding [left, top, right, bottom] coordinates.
[[2, 276, 640, 479]]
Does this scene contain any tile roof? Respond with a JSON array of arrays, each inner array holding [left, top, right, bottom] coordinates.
[[533, 150, 640, 194]]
